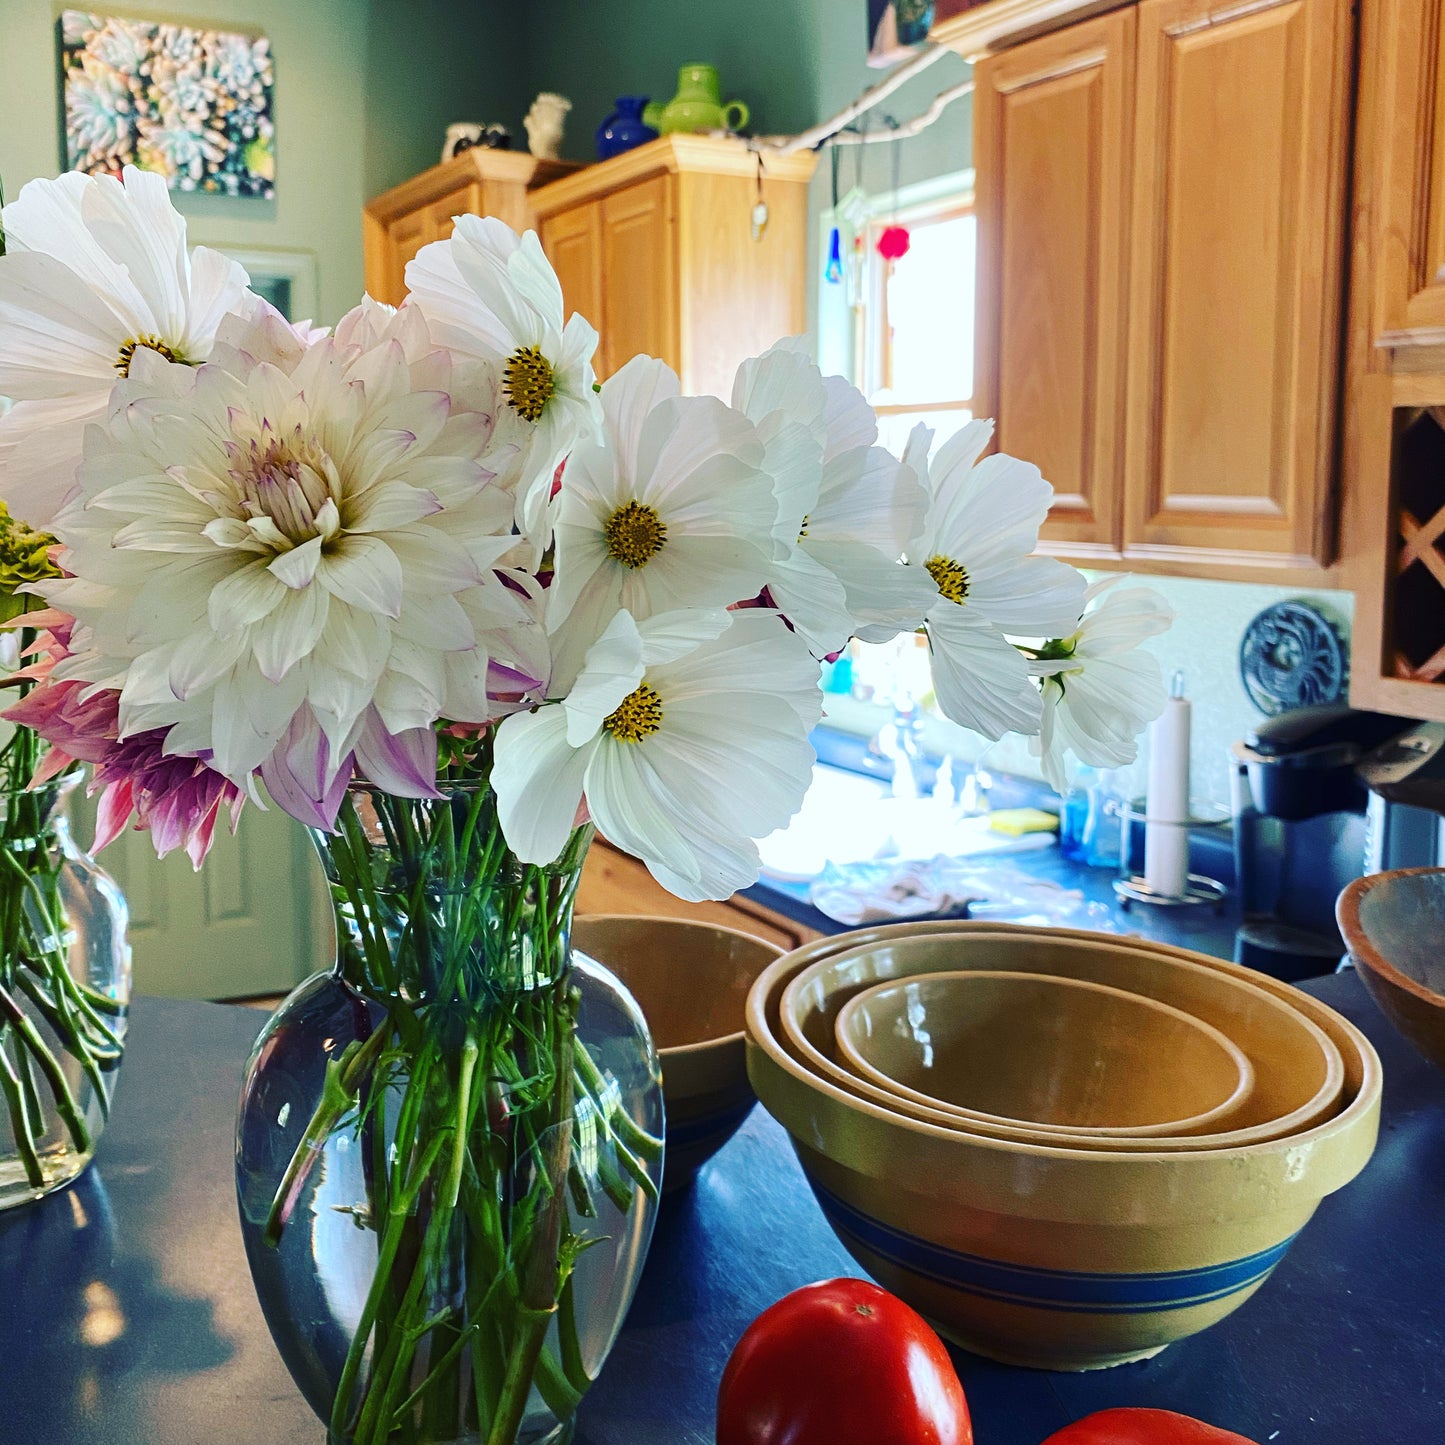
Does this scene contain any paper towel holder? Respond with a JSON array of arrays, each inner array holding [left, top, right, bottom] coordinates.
[[1112, 799, 1230, 911]]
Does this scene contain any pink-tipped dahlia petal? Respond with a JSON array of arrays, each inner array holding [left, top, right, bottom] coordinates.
[[258, 705, 352, 832], [352, 711, 444, 800]]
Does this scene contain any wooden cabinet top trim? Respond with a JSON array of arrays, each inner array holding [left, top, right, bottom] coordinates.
[[933, 0, 1131, 58], [529, 134, 815, 220], [365, 150, 581, 224]]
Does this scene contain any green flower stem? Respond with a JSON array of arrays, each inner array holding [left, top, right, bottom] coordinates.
[[484, 983, 577, 1445], [264, 1024, 391, 1248], [0, 979, 90, 1154], [0, 1033, 44, 1187]]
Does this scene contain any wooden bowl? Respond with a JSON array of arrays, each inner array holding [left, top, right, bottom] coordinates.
[[1338, 866, 1445, 1072], [780, 928, 1343, 1151], [836, 970, 1255, 1136], [745, 922, 1381, 1372], [572, 914, 782, 1191]]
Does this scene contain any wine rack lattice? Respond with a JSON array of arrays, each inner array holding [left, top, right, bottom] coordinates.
[[1392, 406, 1445, 683]]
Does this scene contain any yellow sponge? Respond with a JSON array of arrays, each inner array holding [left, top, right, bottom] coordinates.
[[987, 807, 1060, 836]]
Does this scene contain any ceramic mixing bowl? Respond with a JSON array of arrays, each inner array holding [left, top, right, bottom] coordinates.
[[781, 928, 1343, 1151], [835, 970, 1255, 1137], [572, 914, 782, 1191], [1338, 866, 1445, 1072], [745, 922, 1381, 1371]]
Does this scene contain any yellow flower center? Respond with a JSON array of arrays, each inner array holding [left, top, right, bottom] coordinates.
[[604, 501, 668, 568], [603, 683, 663, 743], [114, 333, 181, 377], [502, 345, 556, 422], [926, 554, 970, 605], [798, 514, 811, 540]]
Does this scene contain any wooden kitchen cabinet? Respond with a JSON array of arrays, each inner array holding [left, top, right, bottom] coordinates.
[[362, 149, 579, 307], [1122, 0, 1351, 571], [531, 135, 814, 397], [967, 0, 1352, 580], [973, 9, 1136, 559], [576, 839, 821, 953], [1340, 0, 1445, 720]]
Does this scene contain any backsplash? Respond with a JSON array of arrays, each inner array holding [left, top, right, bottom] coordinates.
[[824, 575, 1356, 813]]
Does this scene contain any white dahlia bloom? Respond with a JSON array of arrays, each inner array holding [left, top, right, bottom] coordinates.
[[493, 608, 821, 901], [40, 303, 546, 824], [731, 341, 933, 654], [405, 214, 601, 535], [1030, 577, 1174, 792], [0, 166, 249, 526], [546, 355, 779, 674], [912, 419, 1087, 739]]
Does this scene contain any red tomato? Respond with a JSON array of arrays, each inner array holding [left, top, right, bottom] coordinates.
[[1041, 1408, 1261, 1445], [716, 1278, 972, 1445]]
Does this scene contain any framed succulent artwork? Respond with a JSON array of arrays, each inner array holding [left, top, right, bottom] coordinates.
[[58, 10, 276, 198]]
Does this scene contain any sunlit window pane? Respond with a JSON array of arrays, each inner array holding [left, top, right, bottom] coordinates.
[[880, 213, 975, 405]]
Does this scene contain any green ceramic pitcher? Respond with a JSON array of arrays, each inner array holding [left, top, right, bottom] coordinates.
[[643, 63, 750, 135]]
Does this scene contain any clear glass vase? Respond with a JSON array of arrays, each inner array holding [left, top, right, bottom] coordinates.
[[0, 771, 132, 1210], [236, 787, 664, 1445]]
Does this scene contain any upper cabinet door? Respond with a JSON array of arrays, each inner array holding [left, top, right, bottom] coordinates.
[[974, 10, 1136, 557], [600, 175, 678, 381], [1122, 0, 1351, 569], [540, 201, 605, 365], [1362, 0, 1445, 345]]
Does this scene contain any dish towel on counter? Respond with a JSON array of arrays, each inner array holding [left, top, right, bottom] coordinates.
[[806, 848, 1112, 929]]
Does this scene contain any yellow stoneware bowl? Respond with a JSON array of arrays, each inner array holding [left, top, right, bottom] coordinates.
[[781, 928, 1343, 1151], [572, 914, 782, 1192], [836, 970, 1255, 1137], [746, 922, 1381, 1371]]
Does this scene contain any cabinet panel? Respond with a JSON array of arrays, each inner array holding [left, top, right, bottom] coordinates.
[[600, 176, 677, 380], [1362, 0, 1445, 345], [974, 10, 1135, 555], [379, 182, 480, 304], [541, 200, 606, 343], [1122, 0, 1349, 567]]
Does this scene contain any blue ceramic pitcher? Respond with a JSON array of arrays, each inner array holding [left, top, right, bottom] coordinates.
[[596, 96, 658, 160]]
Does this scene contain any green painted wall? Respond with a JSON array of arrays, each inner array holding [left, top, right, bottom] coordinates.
[[0, 1, 528, 324], [363, 0, 530, 202]]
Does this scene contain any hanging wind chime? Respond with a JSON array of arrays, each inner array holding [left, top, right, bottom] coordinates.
[[875, 118, 911, 262]]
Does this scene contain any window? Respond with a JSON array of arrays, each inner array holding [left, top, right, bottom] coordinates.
[[859, 194, 976, 456]]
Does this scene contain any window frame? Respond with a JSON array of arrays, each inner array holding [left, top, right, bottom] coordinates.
[[856, 185, 977, 435]]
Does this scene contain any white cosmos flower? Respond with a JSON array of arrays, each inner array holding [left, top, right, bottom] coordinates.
[[1029, 577, 1173, 792], [405, 214, 601, 538], [545, 355, 778, 677], [0, 166, 249, 526], [40, 302, 546, 822], [730, 341, 933, 655], [494, 608, 822, 902], [912, 419, 1087, 739]]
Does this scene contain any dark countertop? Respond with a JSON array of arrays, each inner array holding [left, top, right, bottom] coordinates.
[[2, 973, 1441, 1445]]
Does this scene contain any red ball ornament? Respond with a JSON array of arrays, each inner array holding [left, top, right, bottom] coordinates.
[[876, 224, 911, 260]]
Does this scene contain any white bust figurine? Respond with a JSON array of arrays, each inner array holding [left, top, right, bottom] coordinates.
[[524, 92, 571, 160]]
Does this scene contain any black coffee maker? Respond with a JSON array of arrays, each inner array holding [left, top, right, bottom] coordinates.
[[1230, 705, 1441, 980]]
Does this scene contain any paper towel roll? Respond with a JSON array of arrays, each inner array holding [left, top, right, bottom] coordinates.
[[1144, 674, 1191, 896]]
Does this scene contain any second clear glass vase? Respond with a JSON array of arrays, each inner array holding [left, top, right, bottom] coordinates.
[[0, 771, 131, 1210], [236, 786, 664, 1445]]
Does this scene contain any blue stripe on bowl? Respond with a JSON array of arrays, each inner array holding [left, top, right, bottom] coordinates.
[[809, 1180, 1297, 1316], [667, 1098, 755, 1149]]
